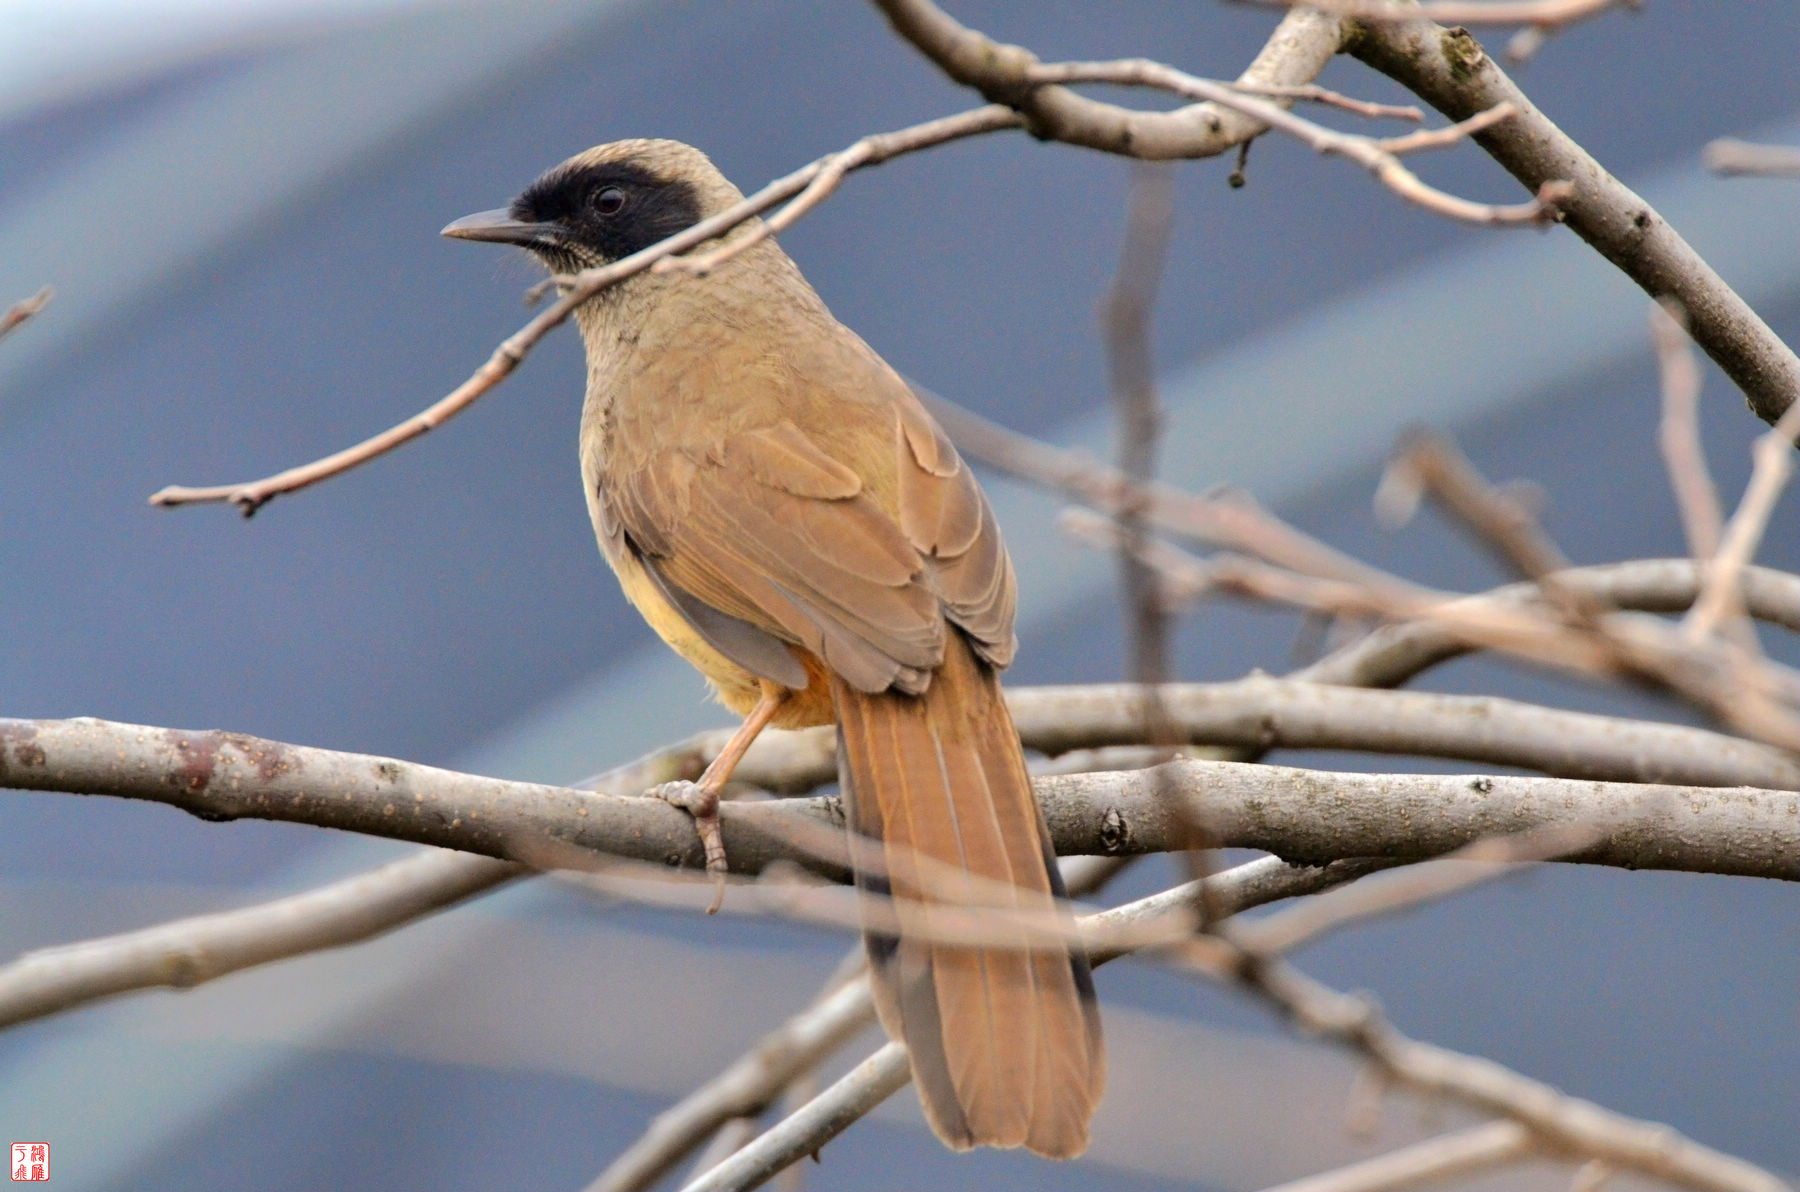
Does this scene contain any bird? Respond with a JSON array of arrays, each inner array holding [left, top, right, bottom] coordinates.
[[443, 139, 1104, 1158]]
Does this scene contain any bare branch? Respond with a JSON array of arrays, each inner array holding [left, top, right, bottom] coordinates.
[[0, 286, 52, 344], [1253, 1121, 1533, 1192], [1023, 61, 1563, 226], [1376, 428, 1574, 589], [1345, 20, 1800, 427], [1066, 513, 1800, 749], [0, 850, 519, 1029], [919, 386, 1415, 592], [4, 716, 1794, 880], [1703, 138, 1800, 179]]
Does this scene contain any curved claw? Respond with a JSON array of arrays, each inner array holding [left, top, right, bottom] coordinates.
[[648, 779, 729, 914]]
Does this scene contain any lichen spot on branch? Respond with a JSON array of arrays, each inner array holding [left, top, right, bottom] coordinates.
[[1440, 27, 1488, 86]]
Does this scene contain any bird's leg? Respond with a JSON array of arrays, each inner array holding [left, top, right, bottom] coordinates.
[[649, 684, 786, 914]]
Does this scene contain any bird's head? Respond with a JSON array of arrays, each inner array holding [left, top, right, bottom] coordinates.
[[442, 139, 743, 273]]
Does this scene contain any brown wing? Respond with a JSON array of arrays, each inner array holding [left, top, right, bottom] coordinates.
[[603, 379, 1015, 697]]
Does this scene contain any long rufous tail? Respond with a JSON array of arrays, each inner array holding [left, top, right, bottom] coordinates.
[[832, 631, 1105, 1158]]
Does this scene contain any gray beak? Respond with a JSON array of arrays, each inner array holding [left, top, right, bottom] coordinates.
[[441, 208, 564, 248]]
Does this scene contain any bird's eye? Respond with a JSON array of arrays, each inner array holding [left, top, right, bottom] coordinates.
[[592, 186, 627, 216]]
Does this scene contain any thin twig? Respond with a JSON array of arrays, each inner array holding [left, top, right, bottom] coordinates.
[[1028, 61, 1564, 225], [147, 106, 1021, 515], [1292, 559, 1800, 687], [1377, 102, 1517, 155], [1375, 429, 1575, 594], [918, 385, 1416, 593], [1227, 81, 1422, 122]]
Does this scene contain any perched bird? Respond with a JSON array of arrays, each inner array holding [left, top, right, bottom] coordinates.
[[444, 139, 1104, 1157]]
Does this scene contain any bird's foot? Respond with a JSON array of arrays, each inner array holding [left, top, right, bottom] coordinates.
[[648, 779, 729, 914]]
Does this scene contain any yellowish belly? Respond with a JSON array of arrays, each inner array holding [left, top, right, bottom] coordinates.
[[605, 545, 835, 728]]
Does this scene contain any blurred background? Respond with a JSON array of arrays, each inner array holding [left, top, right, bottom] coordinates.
[[0, 1, 1795, 1188]]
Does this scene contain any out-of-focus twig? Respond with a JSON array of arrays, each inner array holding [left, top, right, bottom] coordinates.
[[1234, 0, 1632, 26], [1703, 139, 1800, 178], [1684, 401, 1800, 643], [1651, 301, 1725, 563], [1253, 1121, 1533, 1192], [0, 286, 52, 343], [1375, 429, 1577, 603], [1102, 161, 1178, 724]]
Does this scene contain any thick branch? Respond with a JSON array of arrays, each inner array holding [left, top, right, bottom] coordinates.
[[3, 718, 1792, 880], [1345, 20, 1800, 426]]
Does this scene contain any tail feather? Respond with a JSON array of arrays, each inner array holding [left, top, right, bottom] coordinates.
[[833, 632, 1105, 1158]]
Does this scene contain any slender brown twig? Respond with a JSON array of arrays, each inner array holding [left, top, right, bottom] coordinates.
[[147, 106, 1021, 515]]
